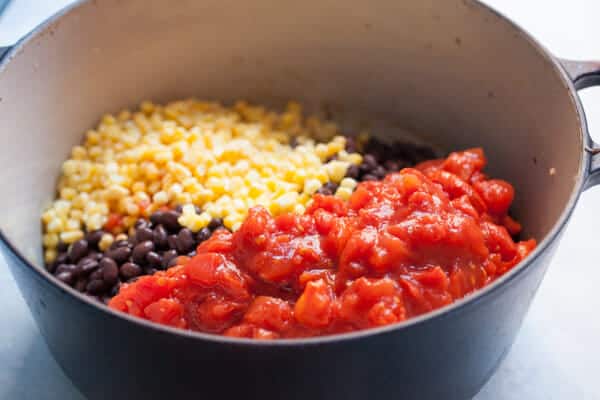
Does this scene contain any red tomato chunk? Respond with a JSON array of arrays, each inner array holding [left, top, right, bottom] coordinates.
[[109, 148, 536, 339]]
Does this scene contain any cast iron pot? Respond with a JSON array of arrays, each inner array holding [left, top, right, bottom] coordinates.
[[1, 1, 599, 399]]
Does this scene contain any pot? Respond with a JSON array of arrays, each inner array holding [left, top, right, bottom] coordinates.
[[0, 1, 599, 399]]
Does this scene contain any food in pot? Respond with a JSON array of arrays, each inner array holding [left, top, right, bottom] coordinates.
[[109, 148, 535, 338], [42, 100, 434, 301]]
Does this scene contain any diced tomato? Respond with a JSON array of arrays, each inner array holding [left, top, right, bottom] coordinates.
[[104, 213, 123, 232], [110, 148, 535, 339]]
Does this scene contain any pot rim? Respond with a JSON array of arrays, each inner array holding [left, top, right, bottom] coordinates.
[[0, 0, 590, 346]]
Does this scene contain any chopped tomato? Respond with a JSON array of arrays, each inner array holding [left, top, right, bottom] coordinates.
[[109, 148, 535, 338]]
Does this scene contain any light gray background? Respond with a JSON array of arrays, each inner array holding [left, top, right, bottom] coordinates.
[[1, 1, 600, 399]]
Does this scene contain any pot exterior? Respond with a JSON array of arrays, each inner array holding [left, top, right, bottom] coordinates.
[[1, 235, 560, 400]]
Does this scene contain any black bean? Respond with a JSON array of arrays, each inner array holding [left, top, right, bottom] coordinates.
[[150, 211, 165, 226], [317, 182, 338, 196], [56, 271, 74, 285], [161, 210, 182, 232], [105, 246, 131, 264], [196, 227, 212, 243], [363, 154, 378, 168], [56, 263, 77, 275], [57, 241, 68, 252], [321, 182, 338, 193], [359, 162, 372, 173], [167, 235, 178, 250], [346, 164, 360, 179], [85, 230, 104, 248], [373, 166, 387, 178], [80, 260, 99, 275], [146, 251, 162, 268], [77, 255, 95, 267], [120, 262, 142, 280], [132, 241, 154, 264], [68, 239, 88, 263], [144, 267, 158, 275], [128, 235, 137, 246], [176, 229, 195, 254], [175, 205, 183, 213], [384, 160, 400, 171], [109, 283, 121, 297], [89, 268, 104, 281], [86, 279, 105, 294], [46, 262, 57, 273], [345, 137, 357, 153], [162, 250, 178, 268], [208, 218, 223, 231], [187, 250, 197, 257], [135, 218, 150, 230], [55, 252, 68, 265], [102, 261, 119, 286], [362, 174, 378, 181], [135, 227, 154, 243], [76, 255, 93, 266], [153, 225, 169, 249], [194, 205, 202, 214], [98, 257, 117, 271], [74, 278, 88, 292], [110, 240, 130, 250], [316, 186, 333, 196]]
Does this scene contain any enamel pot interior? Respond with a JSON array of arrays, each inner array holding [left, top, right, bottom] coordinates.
[[0, 0, 586, 362]]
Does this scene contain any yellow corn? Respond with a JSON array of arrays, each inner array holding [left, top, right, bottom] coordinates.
[[42, 100, 365, 256]]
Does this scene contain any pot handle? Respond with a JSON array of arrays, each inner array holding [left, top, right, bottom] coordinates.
[[559, 58, 600, 189], [560, 59, 600, 90]]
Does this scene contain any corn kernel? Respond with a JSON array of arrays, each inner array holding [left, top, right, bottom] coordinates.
[[223, 214, 242, 230], [60, 230, 84, 244], [41, 210, 56, 224], [340, 177, 358, 190], [303, 179, 322, 195], [98, 233, 114, 251], [44, 249, 57, 264], [43, 233, 59, 248], [325, 160, 350, 183], [294, 204, 306, 214], [181, 204, 197, 215], [65, 219, 81, 231], [46, 219, 64, 233], [86, 214, 105, 231], [335, 187, 353, 200], [106, 185, 129, 200], [274, 192, 298, 213], [125, 202, 140, 216], [167, 183, 183, 198], [346, 153, 363, 165]]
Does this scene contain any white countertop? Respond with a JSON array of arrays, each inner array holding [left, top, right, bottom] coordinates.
[[1, 1, 600, 399]]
